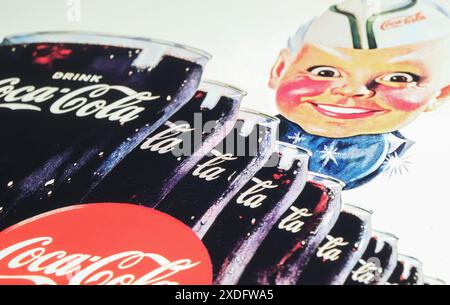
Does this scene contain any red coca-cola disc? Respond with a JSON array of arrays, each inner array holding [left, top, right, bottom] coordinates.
[[0, 203, 213, 285]]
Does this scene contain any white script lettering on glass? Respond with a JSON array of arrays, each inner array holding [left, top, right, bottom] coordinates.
[[351, 259, 381, 284], [0, 77, 160, 124], [140, 121, 194, 154], [192, 150, 237, 181], [236, 177, 278, 209], [316, 235, 349, 262], [278, 206, 313, 233]]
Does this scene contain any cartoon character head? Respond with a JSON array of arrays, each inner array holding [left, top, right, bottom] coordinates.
[[270, 0, 450, 138]]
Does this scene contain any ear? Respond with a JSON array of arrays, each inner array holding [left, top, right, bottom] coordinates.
[[269, 48, 294, 89], [424, 84, 450, 112]]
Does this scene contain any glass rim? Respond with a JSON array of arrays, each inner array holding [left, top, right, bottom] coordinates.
[[308, 171, 346, 188], [372, 230, 399, 241], [342, 203, 373, 216], [199, 79, 247, 99], [237, 107, 280, 125], [398, 254, 422, 264], [424, 276, 446, 284], [276, 140, 312, 157], [2, 31, 212, 65]]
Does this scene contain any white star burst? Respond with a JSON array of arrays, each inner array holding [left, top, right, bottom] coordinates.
[[383, 152, 412, 178], [288, 132, 302, 145], [319, 142, 342, 167]]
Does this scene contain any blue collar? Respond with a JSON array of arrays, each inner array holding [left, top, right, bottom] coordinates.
[[277, 116, 414, 189]]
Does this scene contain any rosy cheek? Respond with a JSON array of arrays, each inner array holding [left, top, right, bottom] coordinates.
[[377, 84, 432, 112], [276, 76, 332, 109]]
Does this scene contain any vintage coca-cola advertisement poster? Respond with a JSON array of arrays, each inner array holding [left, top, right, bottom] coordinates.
[[0, 0, 449, 298]]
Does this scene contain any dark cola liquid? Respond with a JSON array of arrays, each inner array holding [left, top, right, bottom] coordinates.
[[202, 148, 308, 284], [387, 259, 422, 285], [83, 90, 239, 206], [154, 118, 275, 236], [0, 42, 203, 229], [238, 181, 339, 285], [345, 235, 397, 285], [296, 210, 370, 285]]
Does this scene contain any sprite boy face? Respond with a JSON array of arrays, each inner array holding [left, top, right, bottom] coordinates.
[[270, 40, 450, 138]]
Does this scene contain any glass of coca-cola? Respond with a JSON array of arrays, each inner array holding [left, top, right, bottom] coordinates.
[[202, 141, 311, 284], [386, 254, 424, 285], [345, 230, 398, 285], [0, 31, 210, 229], [155, 108, 280, 237], [296, 203, 372, 285], [238, 173, 344, 285], [82, 80, 245, 205]]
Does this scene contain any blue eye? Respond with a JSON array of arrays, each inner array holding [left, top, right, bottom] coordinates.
[[308, 66, 341, 77]]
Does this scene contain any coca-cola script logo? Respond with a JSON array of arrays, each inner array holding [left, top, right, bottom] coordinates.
[[0, 203, 212, 285], [0, 77, 160, 124], [380, 12, 426, 31]]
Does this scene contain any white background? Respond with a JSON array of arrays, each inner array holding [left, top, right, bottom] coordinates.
[[2, 0, 450, 282]]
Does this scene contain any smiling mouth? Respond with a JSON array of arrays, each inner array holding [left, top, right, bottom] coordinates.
[[309, 102, 387, 119]]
